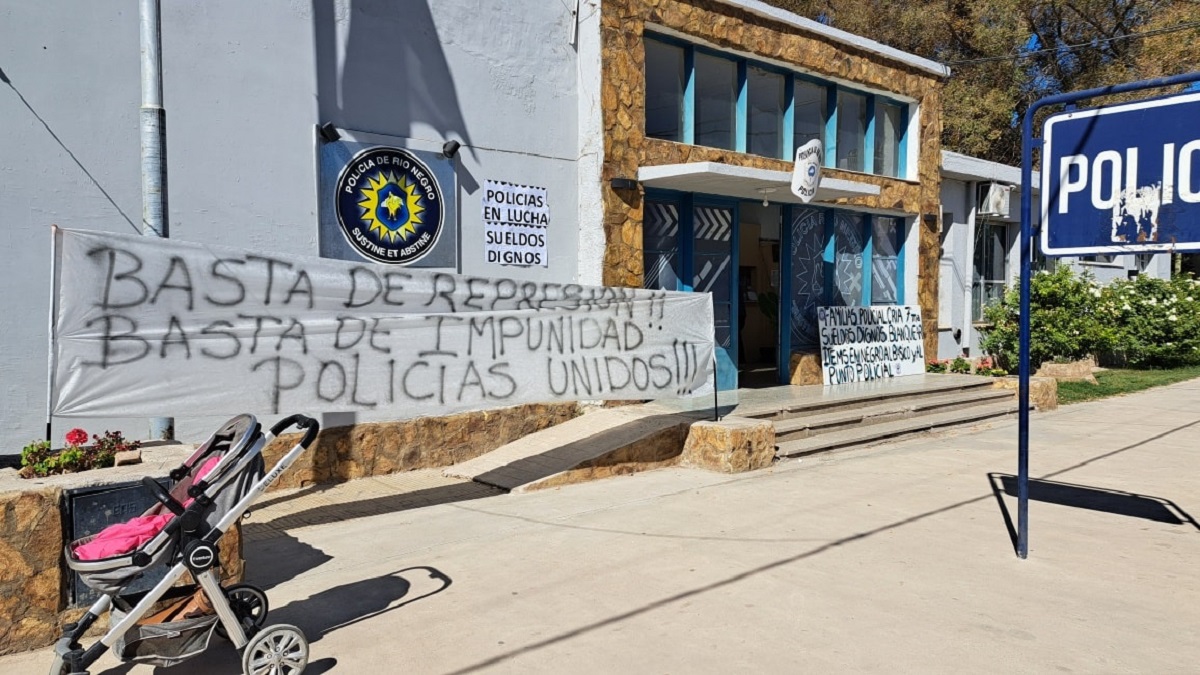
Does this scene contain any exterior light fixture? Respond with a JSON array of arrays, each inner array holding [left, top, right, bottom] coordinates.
[[610, 177, 638, 190], [317, 122, 340, 143], [442, 140, 461, 159]]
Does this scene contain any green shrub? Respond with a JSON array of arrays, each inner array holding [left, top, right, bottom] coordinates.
[[1096, 274, 1200, 368], [979, 267, 1112, 371], [926, 360, 948, 373], [949, 356, 972, 374]]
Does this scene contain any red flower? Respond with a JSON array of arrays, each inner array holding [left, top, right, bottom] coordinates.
[[65, 428, 89, 447]]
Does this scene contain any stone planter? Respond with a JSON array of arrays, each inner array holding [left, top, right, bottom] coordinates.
[[992, 376, 1059, 411], [788, 351, 823, 386], [1034, 357, 1098, 384]]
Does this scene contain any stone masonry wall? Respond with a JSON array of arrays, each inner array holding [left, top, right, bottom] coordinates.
[[600, 0, 945, 358], [264, 403, 581, 490]]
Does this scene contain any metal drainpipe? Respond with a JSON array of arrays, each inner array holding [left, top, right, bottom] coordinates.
[[141, 0, 174, 441]]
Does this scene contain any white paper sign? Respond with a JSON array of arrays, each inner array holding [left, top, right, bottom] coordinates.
[[49, 228, 714, 418], [790, 140, 823, 203], [483, 180, 549, 267], [817, 305, 925, 386]]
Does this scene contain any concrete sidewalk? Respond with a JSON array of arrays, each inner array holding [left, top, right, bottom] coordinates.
[[6, 379, 1200, 673]]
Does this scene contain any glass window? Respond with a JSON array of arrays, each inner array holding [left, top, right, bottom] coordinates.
[[694, 52, 737, 150], [871, 217, 901, 304], [794, 80, 826, 153], [972, 223, 1009, 321], [874, 101, 904, 178], [643, 200, 682, 290], [644, 39, 686, 142], [836, 90, 867, 172], [747, 67, 785, 158], [834, 212, 865, 306]]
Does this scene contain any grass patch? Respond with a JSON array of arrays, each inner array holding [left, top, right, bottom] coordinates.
[[1057, 366, 1200, 405]]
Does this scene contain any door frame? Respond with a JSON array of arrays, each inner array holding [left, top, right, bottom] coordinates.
[[643, 189, 740, 390]]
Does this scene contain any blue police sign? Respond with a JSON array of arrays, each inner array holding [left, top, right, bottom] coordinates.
[[1041, 91, 1200, 255]]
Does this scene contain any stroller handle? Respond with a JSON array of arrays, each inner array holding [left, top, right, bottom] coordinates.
[[270, 414, 321, 448]]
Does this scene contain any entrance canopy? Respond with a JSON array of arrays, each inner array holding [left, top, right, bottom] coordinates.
[[637, 162, 880, 205]]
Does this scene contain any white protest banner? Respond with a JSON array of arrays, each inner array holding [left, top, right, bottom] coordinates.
[[817, 305, 925, 385], [483, 180, 548, 267], [50, 227, 714, 417]]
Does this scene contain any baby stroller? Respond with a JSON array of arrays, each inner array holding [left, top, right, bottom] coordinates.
[[51, 413, 320, 675]]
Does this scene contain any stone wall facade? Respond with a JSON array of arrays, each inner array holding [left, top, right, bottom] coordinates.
[[264, 403, 580, 490], [600, 0, 945, 358]]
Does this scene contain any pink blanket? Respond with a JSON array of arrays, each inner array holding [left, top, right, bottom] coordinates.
[[73, 456, 223, 561]]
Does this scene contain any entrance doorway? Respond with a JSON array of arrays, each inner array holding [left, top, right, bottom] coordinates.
[[737, 202, 782, 387], [642, 192, 738, 390]]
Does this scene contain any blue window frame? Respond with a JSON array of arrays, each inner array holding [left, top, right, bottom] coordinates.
[[643, 32, 911, 178]]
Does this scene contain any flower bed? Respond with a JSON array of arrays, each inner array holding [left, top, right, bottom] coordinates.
[[20, 428, 140, 479]]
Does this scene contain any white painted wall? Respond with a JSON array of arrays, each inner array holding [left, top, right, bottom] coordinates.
[[0, 0, 589, 453]]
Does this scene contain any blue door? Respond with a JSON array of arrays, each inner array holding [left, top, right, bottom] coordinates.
[[643, 192, 739, 390]]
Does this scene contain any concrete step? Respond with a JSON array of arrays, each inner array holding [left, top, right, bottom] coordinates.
[[773, 388, 1015, 442], [740, 375, 999, 421], [775, 400, 1020, 458]]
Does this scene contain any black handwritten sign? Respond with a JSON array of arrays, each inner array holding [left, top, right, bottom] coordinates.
[[817, 305, 925, 386], [50, 228, 715, 417]]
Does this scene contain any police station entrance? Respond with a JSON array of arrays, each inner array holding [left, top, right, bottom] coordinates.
[[642, 188, 908, 390]]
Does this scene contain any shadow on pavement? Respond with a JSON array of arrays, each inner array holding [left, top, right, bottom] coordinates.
[[988, 473, 1200, 554], [269, 566, 452, 644], [243, 481, 501, 542], [97, 567, 448, 673], [244, 533, 335, 591]]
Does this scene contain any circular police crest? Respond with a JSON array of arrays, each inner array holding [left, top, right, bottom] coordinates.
[[335, 147, 443, 264]]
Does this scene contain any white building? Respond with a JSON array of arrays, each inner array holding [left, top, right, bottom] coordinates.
[[937, 150, 1171, 360]]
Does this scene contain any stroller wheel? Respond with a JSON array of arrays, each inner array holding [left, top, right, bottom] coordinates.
[[242, 624, 308, 675], [217, 583, 270, 640]]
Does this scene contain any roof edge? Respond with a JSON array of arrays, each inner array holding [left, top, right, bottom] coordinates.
[[712, 0, 951, 78]]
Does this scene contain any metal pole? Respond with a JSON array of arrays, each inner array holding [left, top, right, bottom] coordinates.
[[1017, 115, 1035, 559], [141, 0, 174, 440], [1016, 70, 1200, 559]]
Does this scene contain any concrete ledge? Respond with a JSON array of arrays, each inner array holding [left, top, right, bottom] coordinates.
[[682, 417, 776, 473], [993, 376, 1059, 411]]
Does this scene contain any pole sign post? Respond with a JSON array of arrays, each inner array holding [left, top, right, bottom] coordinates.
[[1017, 72, 1200, 560], [1042, 91, 1200, 255]]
